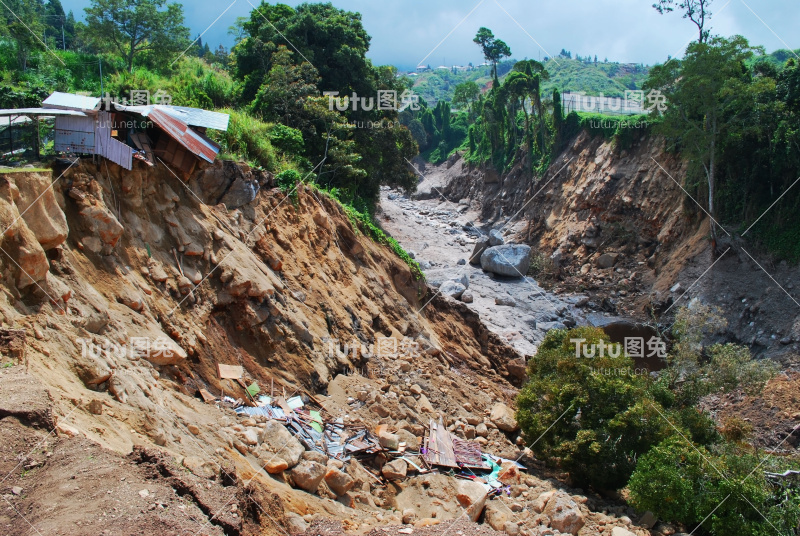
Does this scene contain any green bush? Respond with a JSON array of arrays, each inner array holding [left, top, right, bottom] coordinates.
[[275, 169, 301, 192], [268, 124, 304, 155], [629, 438, 800, 535], [516, 327, 673, 489]]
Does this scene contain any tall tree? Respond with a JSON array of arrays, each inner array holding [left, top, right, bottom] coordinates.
[[83, 0, 190, 72], [473, 27, 511, 81], [645, 35, 755, 252], [1, 0, 45, 70], [236, 2, 372, 101], [652, 0, 714, 44]]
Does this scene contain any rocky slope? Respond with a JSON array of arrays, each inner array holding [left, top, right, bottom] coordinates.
[[0, 158, 667, 536]]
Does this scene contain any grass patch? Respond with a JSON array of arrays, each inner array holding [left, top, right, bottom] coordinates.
[[0, 167, 50, 173]]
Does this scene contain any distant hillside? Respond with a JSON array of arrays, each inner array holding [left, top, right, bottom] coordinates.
[[750, 48, 800, 67], [404, 57, 650, 105]]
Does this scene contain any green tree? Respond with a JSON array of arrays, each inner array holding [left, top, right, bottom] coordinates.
[[236, 2, 372, 100], [2, 0, 45, 70], [652, 0, 714, 44], [645, 35, 756, 252], [83, 0, 190, 73], [251, 45, 320, 126], [516, 327, 673, 489], [452, 81, 480, 111], [473, 27, 511, 82]]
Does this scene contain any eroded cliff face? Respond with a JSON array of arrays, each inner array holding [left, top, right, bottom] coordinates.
[[0, 158, 531, 534], [415, 130, 800, 360]]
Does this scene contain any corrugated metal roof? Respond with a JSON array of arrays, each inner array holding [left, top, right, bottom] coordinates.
[[0, 108, 88, 117], [146, 108, 220, 163], [161, 106, 229, 131], [113, 104, 229, 131], [42, 92, 101, 112]]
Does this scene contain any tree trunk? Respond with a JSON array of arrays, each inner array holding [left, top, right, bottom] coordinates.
[[708, 116, 718, 254]]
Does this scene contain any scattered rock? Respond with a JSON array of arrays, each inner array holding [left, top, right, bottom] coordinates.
[[259, 420, 305, 467], [439, 281, 466, 300], [469, 236, 490, 265], [379, 431, 400, 450], [639, 511, 657, 529], [291, 461, 326, 493], [595, 253, 619, 269], [543, 491, 585, 535], [484, 501, 511, 531], [402, 509, 417, 524], [488, 229, 505, 246], [456, 480, 488, 521], [495, 296, 516, 307], [460, 290, 474, 303], [382, 459, 407, 480], [264, 459, 289, 474], [324, 468, 355, 496]]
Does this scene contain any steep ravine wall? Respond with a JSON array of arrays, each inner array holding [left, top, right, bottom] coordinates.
[[420, 130, 800, 362]]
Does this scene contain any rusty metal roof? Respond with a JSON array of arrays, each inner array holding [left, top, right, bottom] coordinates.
[[145, 108, 221, 163]]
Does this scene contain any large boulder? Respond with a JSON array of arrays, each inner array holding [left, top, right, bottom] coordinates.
[[259, 420, 305, 467], [291, 461, 326, 493], [75, 196, 124, 248], [480, 245, 531, 278], [469, 235, 490, 265], [542, 492, 585, 535], [490, 403, 519, 432]]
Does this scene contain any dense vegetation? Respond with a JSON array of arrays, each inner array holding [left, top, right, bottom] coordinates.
[[408, 56, 649, 105], [646, 37, 800, 260], [517, 305, 798, 535]]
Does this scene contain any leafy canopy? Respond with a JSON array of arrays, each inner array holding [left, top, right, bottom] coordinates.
[[84, 0, 190, 72]]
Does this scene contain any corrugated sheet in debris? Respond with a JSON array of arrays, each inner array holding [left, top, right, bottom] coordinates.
[[146, 108, 220, 163], [42, 92, 101, 112]]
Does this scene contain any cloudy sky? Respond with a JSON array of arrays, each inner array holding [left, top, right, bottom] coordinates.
[[60, 0, 800, 69]]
